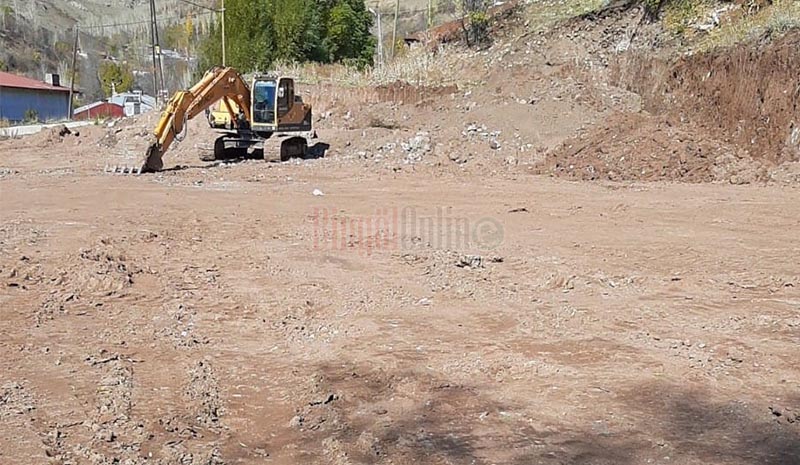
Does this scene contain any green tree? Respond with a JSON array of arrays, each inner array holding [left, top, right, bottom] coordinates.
[[324, 0, 375, 67], [197, 19, 222, 78], [98, 61, 134, 97], [226, 0, 276, 72], [197, 0, 375, 72]]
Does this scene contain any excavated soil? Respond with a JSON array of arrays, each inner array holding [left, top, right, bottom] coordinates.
[[2, 12, 800, 465]]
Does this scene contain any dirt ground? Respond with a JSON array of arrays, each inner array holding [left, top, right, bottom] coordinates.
[[2, 117, 800, 465], [2, 9, 800, 465]]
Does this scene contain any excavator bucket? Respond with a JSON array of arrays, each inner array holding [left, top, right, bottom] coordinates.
[[143, 144, 165, 173]]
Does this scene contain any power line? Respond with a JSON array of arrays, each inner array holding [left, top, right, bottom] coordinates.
[[78, 10, 214, 31], [174, 0, 221, 12]]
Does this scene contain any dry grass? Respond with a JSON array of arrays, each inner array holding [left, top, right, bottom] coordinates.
[[662, 0, 717, 36], [280, 0, 798, 91], [697, 0, 800, 51], [524, 0, 607, 31], [274, 43, 475, 88], [274, 0, 609, 89]]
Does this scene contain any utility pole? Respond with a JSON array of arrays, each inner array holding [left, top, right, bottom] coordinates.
[[221, 0, 226, 66], [68, 26, 79, 119], [152, 0, 166, 100], [370, 3, 384, 69], [376, 5, 383, 68], [148, 0, 159, 99], [391, 0, 399, 59]]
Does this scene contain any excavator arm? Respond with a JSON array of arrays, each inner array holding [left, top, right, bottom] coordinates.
[[142, 67, 252, 172]]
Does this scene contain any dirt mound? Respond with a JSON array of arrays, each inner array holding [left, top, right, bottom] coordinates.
[[538, 112, 768, 183], [613, 29, 800, 166]]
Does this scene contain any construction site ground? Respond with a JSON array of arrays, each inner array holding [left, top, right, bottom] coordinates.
[[2, 9, 800, 465]]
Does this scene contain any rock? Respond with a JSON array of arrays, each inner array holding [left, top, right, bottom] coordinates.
[[490, 140, 501, 150], [48, 124, 71, 139], [448, 151, 469, 165], [312, 189, 325, 197], [289, 415, 304, 428], [96, 428, 116, 442], [402, 132, 432, 163], [457, 255, 483, 269]]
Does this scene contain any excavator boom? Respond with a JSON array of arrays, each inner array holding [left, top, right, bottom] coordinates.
[[143, 67, 252, 172]]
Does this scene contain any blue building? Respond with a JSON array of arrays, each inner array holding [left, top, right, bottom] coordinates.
[[0, 71, 71, 123]]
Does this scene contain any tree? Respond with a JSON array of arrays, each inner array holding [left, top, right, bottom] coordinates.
[[196, 0, 375, 72], [98, 61, 134, 97], [324, 0, 375, 67], [273, 0, 313, 62], [458, 0, 491, 47], [225, 0, 276, 72], [196, 19, 222, 78], [164, 13, 196, 56]]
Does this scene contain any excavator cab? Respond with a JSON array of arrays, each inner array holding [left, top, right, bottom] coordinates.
[[250, 76, 310, 134], [252, 78, 277, 126]]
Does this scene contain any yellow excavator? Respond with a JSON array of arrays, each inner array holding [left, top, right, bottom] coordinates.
[[143, 67, 313, 172]]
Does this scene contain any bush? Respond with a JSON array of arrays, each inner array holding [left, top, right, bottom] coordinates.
[[23, 109, 39, 124], [458, 0, 492, 47], [466, 10, 491, 46]]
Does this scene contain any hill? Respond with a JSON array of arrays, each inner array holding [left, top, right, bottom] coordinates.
[[0, 0, 208, 101]]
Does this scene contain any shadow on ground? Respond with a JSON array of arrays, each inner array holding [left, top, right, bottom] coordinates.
[[285, 361, 800, 465]]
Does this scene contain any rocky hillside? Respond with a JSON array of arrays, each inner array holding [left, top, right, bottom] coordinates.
[[0, 0, 207, 101]]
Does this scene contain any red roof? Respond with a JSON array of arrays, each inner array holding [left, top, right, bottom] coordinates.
[[0, 71, 71, 93]]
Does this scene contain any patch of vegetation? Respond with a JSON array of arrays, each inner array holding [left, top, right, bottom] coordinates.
[[661, 0, 714, 35], [698, 0, 800, 50], [23, 109, 39, 124], [524, 0, 607, 33], [98, 61, 135, 97]]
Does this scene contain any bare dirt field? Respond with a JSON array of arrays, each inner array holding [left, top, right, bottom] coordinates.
[[2, 9, 800, 465], [1, 116, 799, 465]]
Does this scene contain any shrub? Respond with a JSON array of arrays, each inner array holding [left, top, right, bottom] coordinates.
[[23, 109, 39, 124]]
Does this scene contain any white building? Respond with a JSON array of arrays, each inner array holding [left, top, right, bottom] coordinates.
[[108, 90, 157, 117]]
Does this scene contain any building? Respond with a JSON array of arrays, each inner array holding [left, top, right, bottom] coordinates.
[[73, 101, 126, 121], [108, 91, 157, 117], [0, 71, 71, 123]]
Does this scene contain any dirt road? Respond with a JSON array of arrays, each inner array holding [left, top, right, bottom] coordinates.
[[1, 126, 799, 464]]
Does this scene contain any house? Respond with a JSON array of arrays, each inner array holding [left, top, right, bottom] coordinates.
[[0, 71, 71, 123], [108, 91, 157, 117], [73, 101, 126, 121]]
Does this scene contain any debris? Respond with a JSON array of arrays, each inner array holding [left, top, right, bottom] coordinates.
[[457, 255, 483, 269], [402, 132, 432, 163], [312, 188, 325, 196]]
